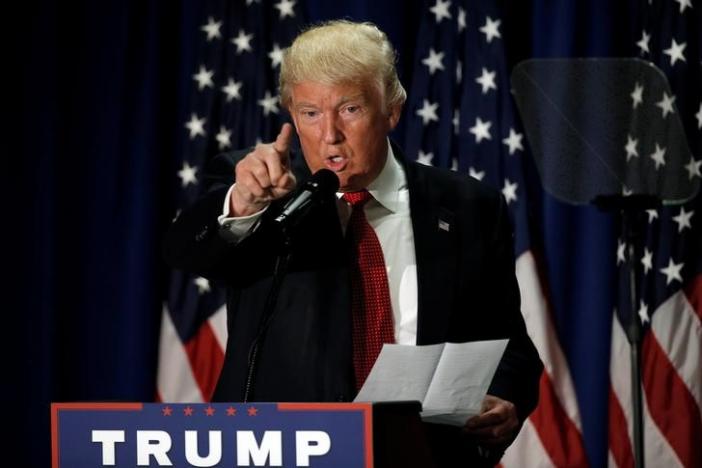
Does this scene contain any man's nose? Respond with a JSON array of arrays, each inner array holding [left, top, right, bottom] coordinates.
[[322, 113, 343, 145]]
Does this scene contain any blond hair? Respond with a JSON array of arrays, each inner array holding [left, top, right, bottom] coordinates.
[[279, 20, 406, 111]]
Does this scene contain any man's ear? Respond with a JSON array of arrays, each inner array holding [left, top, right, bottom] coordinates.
[[388, 103, 403, 130]]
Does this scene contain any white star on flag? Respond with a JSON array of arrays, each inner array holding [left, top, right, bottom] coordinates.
[[663, 38, 687, 65], [452, 110, 460, 134], [656, 92, 676, 118], [630, 82, 644, 109], [641, 247, 653, 274], [193, 65, 214, 90], [258, 91, 279, 116], [480, 16, 502, 43], [625, 135, 639, 161], [469, 117, 492, 143], [177, 162, 198, 187], [695, 102, 702, 129], [649, 143, 666, 169], [201, 17, 222, 41], [616, 239, 627, 265], [456, 60, 462, 84], [417, 150, 434, 165], [194, 277, 211, 294], [416, 99, 439, 125], [672, 206, 694, 232], [646, 209, 658, 223], [222, 78, 243, 101], [674, 0, 692, 14], [685, 157, 702, 179], [184, 113, 206, 139], [659, 257, 684, 285], [429, 0, 452, 23], [231, 29, 254, 54], [502, 128, 524, 155], [457, 7, 466, 32], [475, 67, 497, 94], [636, 30, 650, 55], [268, 44, 284, 68], [638, 300, 650, 324], [422, 48, 445, 75], [274, 0, 296, 18], [216, 126, 232, 150], [469, 167, 485, 181], [501, 178, 518, 204]]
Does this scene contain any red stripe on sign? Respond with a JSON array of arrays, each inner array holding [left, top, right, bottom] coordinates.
[[607, 386, 634, 468], [642, 332, 702, 467], [184, 322, 225, 402], [529, 372, 589, 468], [684, 274, 702, 322]]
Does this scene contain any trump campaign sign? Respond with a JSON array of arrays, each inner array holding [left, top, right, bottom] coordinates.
[[51, 402, 373, 467]]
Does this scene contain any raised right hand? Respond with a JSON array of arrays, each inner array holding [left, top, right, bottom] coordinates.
[[229, 123, 298, 216]]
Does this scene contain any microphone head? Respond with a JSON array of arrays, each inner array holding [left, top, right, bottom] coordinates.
[[306, 168, 340, 195]]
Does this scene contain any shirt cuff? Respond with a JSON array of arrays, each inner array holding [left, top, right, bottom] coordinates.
[[217, 184, 267, 242]]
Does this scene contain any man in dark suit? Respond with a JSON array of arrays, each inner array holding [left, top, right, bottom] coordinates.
[[165, 19, 542, 466]]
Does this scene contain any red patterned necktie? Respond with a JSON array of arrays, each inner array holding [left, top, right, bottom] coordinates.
[[343, 190, 395, 391]]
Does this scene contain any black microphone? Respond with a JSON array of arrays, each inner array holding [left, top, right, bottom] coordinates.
[[272, 169, 339, 228]]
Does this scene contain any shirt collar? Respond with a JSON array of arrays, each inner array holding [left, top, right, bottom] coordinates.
[[365, 141, 407, 213]]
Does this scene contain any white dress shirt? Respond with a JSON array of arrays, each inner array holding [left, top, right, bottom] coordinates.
[[218, 143, 418, 344]]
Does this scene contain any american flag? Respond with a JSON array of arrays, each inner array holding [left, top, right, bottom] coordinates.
[[404, 0, 701, 467], [156, 0, 305, 403]]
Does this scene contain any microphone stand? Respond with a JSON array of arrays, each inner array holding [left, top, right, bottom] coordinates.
[[594, 194, 660, 468], [243, 227, 292, 402]]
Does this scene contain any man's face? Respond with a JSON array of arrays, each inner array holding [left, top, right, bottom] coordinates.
[[288, 80, 401, 192]]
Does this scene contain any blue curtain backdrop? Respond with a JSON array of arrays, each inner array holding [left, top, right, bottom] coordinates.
[[13, 1, 688, 467]]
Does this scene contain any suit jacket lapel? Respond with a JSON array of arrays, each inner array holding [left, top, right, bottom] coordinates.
[[400, 148, 459, 345]]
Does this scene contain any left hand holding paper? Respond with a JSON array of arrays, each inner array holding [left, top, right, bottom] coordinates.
[[463, 394, 519, 446]]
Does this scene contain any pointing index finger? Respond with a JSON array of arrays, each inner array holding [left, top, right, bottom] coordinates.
[[272, 122, 294, 156]]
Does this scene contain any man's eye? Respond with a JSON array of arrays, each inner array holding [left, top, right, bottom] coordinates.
[[345, 106, 359, 113], [303, 111, 318, 118]]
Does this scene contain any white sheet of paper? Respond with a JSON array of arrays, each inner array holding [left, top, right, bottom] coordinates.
[[353, 339, 509, 427]]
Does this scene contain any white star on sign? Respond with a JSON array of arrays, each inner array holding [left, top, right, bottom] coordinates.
[[695, 101, 702, 129], [469, 117, 492, 143], [475, 67, 497, 94], [222, 78, 242, 101], [417, 150, 434, 166], [194, 276, 211, 294], [469, 167, 485, 181], [274, 0, 296, 18], [638, 300, 650, 324], [258, 91, 279, 116], [429, 0, 452, 23], [649, 143, 666, 169], [672, 206, 694, 233], [178, 162, 198, 187], [216, 126, 232, 150], [674, 0, 692, 13], [685, 157, 702, 179], [201, 17, 222, 41], [416, 99, 439, 125], [655, 92, 676, 118], [502, 128, 524, 155], [636, 30, 650, 55], [646, 209, 658, 223], [641, 247, 653, 274], [268, 43, 284, 68], [659, 257, 683, 285], [184, 113, 206, 139], [630, 82, 644, 109], [422, 48, 445, 75], [231, 29, 253, 54], [501, 179, 518, 204], [192, 65, 214, 90], [480, 16, 502, 43], [616, 239, 627, 265], [663, 38, 687, 66], [458, 7, 466, 32], [625, 134, 639, 161]]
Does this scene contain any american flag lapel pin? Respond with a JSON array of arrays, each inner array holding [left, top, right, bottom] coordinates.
[[438, 219, 450, 232]]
